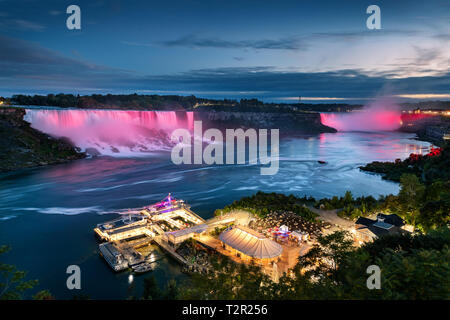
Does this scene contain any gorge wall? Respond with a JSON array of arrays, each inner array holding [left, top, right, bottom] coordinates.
[[0, 108, 86, 172], [23, 109, 335, 157]]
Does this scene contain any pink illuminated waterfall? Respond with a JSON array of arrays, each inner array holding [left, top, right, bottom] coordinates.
[[320, 99, 403, 132], [24, 109, 194, 156]]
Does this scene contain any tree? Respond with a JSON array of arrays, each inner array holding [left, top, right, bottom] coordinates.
[[32, 290, 55, 300], [398, 174, 425, 226], [177, 229, 450, 300], [178, 255, 273, 300], [162, 279, 179, 300], [343, 191, 354, 206], [0, 245, 39, 300], [142, 275, 161, 300], [299, 231, 354, 281]]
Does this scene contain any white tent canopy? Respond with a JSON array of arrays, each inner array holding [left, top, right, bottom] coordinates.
[[219, 225, 282, 259]]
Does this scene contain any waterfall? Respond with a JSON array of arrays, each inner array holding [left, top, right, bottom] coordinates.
[[24, 109, 194, 156]]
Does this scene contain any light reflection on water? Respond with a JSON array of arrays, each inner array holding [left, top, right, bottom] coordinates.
[[0, 132, 432, 217], [0, 131, 431, 299]]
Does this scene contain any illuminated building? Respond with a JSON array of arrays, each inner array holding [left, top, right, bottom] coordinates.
[[219, 225, 282, 265]]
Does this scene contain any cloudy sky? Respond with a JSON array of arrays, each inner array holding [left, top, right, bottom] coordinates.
[[0, 0, 449, 103]]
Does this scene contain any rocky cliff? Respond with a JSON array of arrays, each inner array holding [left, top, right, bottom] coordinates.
[[194, 111, 336, 133], [0, 107, 86, 173]]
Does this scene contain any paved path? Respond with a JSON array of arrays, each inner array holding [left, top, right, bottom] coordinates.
[[308, 207, 354, 231]]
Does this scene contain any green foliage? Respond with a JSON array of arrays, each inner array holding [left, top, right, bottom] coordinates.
[[11, 93, 209, 111], [32, 290, 54, 300], [178, 255, 274, 300], [298, 231, 355, 280], [316, 143, 450, 231], [380, 174, 450, 231], [142, 275, 161, 300], [361, 141, 450, 183], [315, 192, 379, 217], [142, 276, 181, 300], [215, 191, 318, 222], [210, 225, 228, 237], [0, 108, 85, 172], [0, 245, 39, 300], [177, 229, 450, 300], [162, 279, 180, 300], [10, 93, 368, 114]]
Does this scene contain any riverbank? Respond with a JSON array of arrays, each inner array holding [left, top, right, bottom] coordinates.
[[360, 143, 448, 183], [0, 130, 432, 299], [0, 107, 86, 173]]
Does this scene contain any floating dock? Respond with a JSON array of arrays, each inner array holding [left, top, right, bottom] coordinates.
[[94, 194, 205, 273]]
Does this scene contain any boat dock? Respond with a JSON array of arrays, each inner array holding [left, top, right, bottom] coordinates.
[[153, 235, 190, 266], [95, 194, 202, 273]]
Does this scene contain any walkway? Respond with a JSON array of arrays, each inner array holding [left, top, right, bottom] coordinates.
[[153, 235, 190, 266]]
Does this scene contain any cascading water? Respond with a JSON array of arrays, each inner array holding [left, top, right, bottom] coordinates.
[[320, 110, 402, 132], [24, 109, 194, 156], [320, 99, 403, 132]]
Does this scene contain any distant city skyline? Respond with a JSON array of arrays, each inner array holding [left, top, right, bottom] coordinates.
[[0, 0, 449, 103]]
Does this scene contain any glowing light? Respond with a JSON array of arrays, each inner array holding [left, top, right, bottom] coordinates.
[[320, 109, 402, 132], [394, 94, 450, 99], [128, 274, 134, 284], [280, 96, 374, 101], [320, 98, 405, 132], [25, 109, 195, 156]]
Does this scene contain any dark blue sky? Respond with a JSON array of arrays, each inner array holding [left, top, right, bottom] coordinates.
[[0, 0, 449, 103]]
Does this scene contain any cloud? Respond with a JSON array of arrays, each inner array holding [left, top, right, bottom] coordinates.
[[412, 46, 442, 65], [0, 19, 46, 31], [434, 33, 450, 41], [49, 10, 62, 16], [1, 35, 449, 102], [137, 67, 450, 101], [132, 30, 418, 51], [155, 34, 308, 51], [0, 34, 131, 91], [0, 34, 111, 69], [310, 29, 421, 40], [125, 29, 422, 53]]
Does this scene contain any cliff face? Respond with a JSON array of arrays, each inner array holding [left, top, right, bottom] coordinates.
[[194, 111, 336, 133], [0, 107, 86, 173]]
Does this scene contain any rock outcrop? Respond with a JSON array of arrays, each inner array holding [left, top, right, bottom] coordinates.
[[0, 107, 86, 173], [194, 111, 336, 134]]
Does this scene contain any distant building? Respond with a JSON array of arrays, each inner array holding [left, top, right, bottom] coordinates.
[[353, 213, 411, 244], [426, 125, 450, 142]]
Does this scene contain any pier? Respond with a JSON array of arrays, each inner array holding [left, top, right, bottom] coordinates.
[[153, 235, 190, 266], [94, 194, 202, 272]]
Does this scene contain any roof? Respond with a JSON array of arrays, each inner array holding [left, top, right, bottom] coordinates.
[[108, 224, 147, 235], [373, 221, 394, 230], [219, 226, 282, 259], [355, 217, 375, 227], [377, 213, 405, 227], [100, 242, 121, 257], [355, 214, 405, 238], [166, 224, 208, 238], [356, 223, 399, 238], [97, 214, 144, 230]]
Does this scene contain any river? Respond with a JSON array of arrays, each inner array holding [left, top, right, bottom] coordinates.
[[0, 109, 431, 299]]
